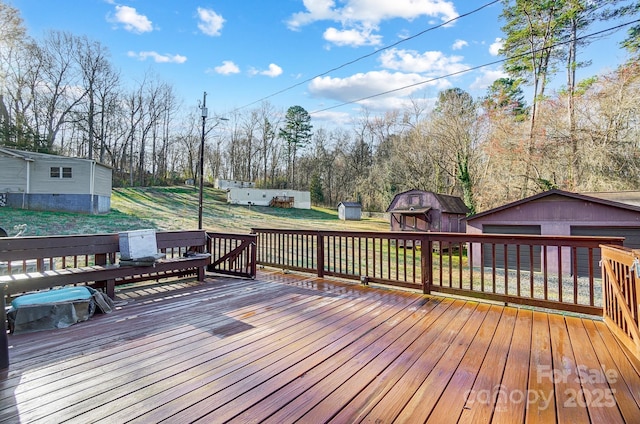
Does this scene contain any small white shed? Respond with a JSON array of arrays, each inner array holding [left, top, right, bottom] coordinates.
[[338, 202, 362, 221]]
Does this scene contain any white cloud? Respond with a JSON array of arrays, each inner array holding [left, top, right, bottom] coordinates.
[[210, 60, 240, 75], [288, 0, 458, 30], [127, 51, 187, 63], [452, 39, 468, 50], [110, 5, 153, 33], [249, 63, 284, 77], [287, 0, 339, 30], [379, 48, 469, 75], [197, 7, 225, 36], [323, 27, 382, 47], [470, 68, 509, 91], [489, 38, 503, 56], [309, 110, 353, 127], [261, 63, 283, 77], [309, 70, 440, 104]]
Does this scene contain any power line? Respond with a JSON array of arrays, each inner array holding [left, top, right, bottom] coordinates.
[[231, 0, 501, 112], [309, 18, 640, 115]]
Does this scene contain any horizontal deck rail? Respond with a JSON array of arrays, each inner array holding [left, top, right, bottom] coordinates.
[[251, 228, 624, 315], [600, 244, 640, 360]]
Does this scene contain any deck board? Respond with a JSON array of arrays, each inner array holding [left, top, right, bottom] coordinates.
[[525, 311, 556, 424], [425, 305, 503, 424], [565, 315, 626, 423], [1, 269, 639, 423], [457, 306, 518, 424], [548, 313, 591, 423], [393, 302, 490, 423]]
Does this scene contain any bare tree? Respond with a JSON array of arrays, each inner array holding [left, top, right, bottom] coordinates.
[[255, 101, 280, 186], [33, 31, 87, 151], [74, 36, 112, 159]]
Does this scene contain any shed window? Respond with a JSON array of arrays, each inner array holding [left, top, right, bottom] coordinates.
[[410, 195, 420, 206], [404, 215, 416, 229], [51, 167, 72, 179]]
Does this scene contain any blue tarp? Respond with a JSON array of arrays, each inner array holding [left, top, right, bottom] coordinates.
[[7, 287, 114, 334], [11, 287, 92, 308]]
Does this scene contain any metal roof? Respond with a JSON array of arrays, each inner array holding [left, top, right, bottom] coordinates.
[[0, 147, 111, 168]]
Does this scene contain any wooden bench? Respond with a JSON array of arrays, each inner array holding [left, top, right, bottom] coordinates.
[[0, 229, 210, 369]]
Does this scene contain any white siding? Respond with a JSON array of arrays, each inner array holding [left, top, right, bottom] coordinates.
[[94, 165, 113, 196], [0, 157, 27, 192], [30, 158, 91, 194], [215, 179, 255, 189]]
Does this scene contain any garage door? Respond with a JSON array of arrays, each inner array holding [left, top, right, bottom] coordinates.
[[571, 226, 640, 277], [482, 225, 542, 271]]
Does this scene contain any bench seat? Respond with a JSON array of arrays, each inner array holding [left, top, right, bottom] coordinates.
[[0, 254, 211, 298]]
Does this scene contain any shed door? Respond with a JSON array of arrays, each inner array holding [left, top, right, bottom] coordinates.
[[570, 226, 640, 277], [482, 225, 542, 271]]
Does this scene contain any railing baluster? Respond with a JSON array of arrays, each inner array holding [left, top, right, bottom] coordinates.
[[558, 245, 563, 303]]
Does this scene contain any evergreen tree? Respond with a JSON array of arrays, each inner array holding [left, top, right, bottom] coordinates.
[[309, 172, 324, 205], [279, 105, 312, 188]]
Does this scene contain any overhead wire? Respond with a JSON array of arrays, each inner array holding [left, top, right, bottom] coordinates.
[[309, 18, 640, 115], [231, 0, 501, 112]]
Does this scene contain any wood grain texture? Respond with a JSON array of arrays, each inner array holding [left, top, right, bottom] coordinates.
[[0, 269, 638, 423]]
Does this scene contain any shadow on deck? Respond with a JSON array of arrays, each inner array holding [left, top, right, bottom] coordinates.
[[1, 269, 639, 423]]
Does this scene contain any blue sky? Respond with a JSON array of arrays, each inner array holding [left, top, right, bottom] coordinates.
[[10, 0, 634, 126]]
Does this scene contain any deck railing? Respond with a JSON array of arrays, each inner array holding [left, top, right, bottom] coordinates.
[[0, 231, 257, 294], [600, 244, 640, 360], [251, 229, 624, 315], [207, 232, 257, 279]]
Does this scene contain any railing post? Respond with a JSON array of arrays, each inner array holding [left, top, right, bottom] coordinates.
[[422, 234, 432, 294], [0, 283, 8, 369], [250, 236, 257, 278], [317, 231, 324, 278], [634, 249, 640, 324]]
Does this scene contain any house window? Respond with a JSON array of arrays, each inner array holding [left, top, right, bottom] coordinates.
[[51, 167, 72, 179]]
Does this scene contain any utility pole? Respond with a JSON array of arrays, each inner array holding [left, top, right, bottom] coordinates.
[[198, 92, 207, 230]]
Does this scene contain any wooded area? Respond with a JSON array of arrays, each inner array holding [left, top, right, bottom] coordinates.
[[0, 0, 638, 213]]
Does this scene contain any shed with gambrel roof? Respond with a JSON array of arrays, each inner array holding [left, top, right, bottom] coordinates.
[[386, 189, 469, 233]]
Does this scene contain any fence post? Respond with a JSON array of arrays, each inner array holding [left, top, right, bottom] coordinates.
[[317, 231, 324, 278], [422, 234, 432, 294]]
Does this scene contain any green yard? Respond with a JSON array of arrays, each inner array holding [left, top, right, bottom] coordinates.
[[0, 186, 389, 236]]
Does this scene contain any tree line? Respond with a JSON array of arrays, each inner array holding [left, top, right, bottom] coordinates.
[[0, 0, 639, 213]]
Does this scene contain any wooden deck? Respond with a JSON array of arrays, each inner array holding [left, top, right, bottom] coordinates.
[[1, 269, 640, 423]]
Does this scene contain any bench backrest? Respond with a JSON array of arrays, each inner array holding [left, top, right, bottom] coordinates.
[[156, 230, 207, 251], [0, 230, 207, 266], [0, 234, 120, 262]]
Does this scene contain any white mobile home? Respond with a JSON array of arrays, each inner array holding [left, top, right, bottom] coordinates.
[[0, 147, 112, 214], [227, 188, 311, 209], [215, 179, 255, 190]]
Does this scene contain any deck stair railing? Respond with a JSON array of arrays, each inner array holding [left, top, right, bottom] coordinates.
[[600, 245, 640, 360], [206, 232, 257, 279], [251, 228, 624, 316]]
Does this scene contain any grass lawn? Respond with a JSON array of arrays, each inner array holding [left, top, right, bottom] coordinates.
[[0, 186, 389, 236]]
